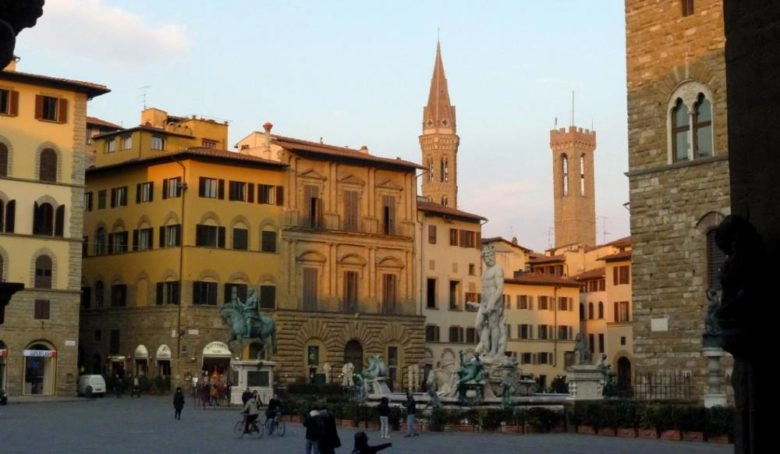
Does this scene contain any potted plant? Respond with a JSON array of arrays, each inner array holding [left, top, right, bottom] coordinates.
[[614, 400, 639, 438], [636, 403, 658, 439], [679, 405, 706, 442]]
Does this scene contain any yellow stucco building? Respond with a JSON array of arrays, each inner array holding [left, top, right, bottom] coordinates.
[[0, 59, 109, 397]]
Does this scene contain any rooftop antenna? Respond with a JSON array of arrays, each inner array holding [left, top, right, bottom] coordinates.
[[554, 116, 558, 128], [139, 85, 151, 109]]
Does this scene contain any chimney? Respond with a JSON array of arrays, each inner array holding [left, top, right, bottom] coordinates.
[[263, 122, 273, 155], [359, 145, 369, 154]]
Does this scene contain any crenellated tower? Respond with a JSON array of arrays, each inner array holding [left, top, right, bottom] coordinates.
[[419, 41, 459, 208], [550, 126, 597, 248]]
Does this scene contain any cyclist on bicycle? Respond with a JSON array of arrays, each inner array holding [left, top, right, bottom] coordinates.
[[241, 390, 261, 433], [265, 393, 282, 431]]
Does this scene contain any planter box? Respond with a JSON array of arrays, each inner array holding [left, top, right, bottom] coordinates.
[[598, 427, 616, 437], [456, 424, 474, 432], [617, 427, 637, 438], [706, 434, 731, 444], [501, 425, 523, 434], [683, 431, 704, 442], [637, 428, 658, 439], [341, 419, 357, 428], [659, 429, 682, 441], [577, 425, 596, 435]]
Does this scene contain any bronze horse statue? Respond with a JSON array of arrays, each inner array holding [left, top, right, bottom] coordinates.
[[219, 302, 277, 357]]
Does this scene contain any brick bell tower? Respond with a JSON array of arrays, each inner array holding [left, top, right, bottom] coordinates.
[[550, 125, 597, 248], [419, 41, 459, 208]]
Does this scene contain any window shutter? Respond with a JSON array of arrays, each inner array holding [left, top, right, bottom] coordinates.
[[5, 200, 14, 232], [34, 95, 43, 119], [132, 230, 139, 251], [159, 227, 165, 247], [218, 226, 225, 248], [136, 184, 141, 203], [156, 283, 163, 305], [58, 98, 68, 123], [218, 179, 225, 199], [55, 205, 64, 236], [248, 183, 255, 203], [8, 90, 18, 116], [32, 201, 40, 234], [275, 186, 284, 205], [149, 184, 154, 202], [614, 302, 619, 323], [162, 180, 169, 199]]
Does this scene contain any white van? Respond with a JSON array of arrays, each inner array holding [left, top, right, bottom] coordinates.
[[77, 374, 107, 397]]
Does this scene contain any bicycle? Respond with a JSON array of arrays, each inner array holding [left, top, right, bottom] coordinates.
[[234, 414, 264, 439], [263, 412, 286, 437]]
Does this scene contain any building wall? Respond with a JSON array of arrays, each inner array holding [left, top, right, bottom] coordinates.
[[626, 0, 731, 399], [1, 67, 104, 397]]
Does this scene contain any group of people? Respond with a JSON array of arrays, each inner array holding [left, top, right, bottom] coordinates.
[[239, 390, 282, 434], [303, 405, 393, 454]]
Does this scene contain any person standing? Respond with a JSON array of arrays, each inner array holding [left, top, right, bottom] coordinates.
[[173, 387, 185, 420], [304, 409, 323, 454], [404, 393, 418, 437], [352, 431, 392, 454], [377, 397, 390, 439], [318, 406, 341, 454]]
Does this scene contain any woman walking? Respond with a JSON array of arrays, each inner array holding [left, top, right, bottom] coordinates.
[[173, 387, 185, 420], [377, 397, 390, 439]]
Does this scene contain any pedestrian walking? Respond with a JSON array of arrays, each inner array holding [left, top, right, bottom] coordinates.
[[318, 406, 341, 454], [377, 397, 390, 439], [304, 409, 323, 454], [173, 387, 185, 420], [404, 392, 418, 437]]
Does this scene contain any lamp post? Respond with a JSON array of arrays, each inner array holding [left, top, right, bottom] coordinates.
[[174, 160, 187, 378]]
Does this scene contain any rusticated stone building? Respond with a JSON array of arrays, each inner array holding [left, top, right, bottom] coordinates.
[[626, 0, 730, 400]]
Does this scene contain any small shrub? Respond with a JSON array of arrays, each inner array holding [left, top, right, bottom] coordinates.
[[430, 408, 448, 431], [526, 407, 563, 432]]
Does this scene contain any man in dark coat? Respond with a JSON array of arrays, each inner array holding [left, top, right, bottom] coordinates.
[[318, 406, 341, 454]]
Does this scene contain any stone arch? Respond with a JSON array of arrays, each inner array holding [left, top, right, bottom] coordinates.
[[197, 211, 221, 225], [31, 247, 57, 288], [195, 269, 221, 282], [292, 319, 342, 352], [297, 250, 326, 263], [695, 211, 727, 233], [337, 321, 381, 353]]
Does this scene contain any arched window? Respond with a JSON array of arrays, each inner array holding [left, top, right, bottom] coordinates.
[[95, 280, 105, 308], [598, 301, 604, 319], [35, 255, 52, 288], [95, 227, 107, 256], [561, 154, 569, 196], [0, 142, 8, 176], [694, 93, 713, 158], [706, 228, 726, 291], [672, 98, 690, 162], [579, 154, 586, 196], [39, 148, 57, 182], [33, 202, 54, 235], [579, 303, 585, 321], [588, 302, 594, 320], [427, 158, 434, 182], [441, 196, 448, 207], [344, 340, 363, 373], [0, 199, 14, 233]]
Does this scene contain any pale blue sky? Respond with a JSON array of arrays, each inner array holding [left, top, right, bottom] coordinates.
[[15, 0, 629, 252]]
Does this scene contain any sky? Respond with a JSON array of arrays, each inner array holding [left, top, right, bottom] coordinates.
[[14, 0, 630, 252]]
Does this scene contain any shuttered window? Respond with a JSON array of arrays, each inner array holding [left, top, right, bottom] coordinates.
[[343, 190, 359, 232]]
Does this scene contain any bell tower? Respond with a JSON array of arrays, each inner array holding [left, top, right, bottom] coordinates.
[[419, 41, 459, 208], [550, 125, 597, 248]]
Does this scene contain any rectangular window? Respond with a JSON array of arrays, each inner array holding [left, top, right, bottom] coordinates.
[[558, 325, 570, 340], [97, 190, 107, 209], [228, 181, 248, 201], [538, 325, 549, 340], [303, 267, 318, 311], [343, 190, 359, 232], [617, 301, 630, 322], [110, 186, 128, 208], [155, 281, 180, 305], [106, 138, 116, 153], [261, 230, 277, 252], [448, 326, 464, 343], [516, 295, 531, 309], [449, 228, 458, 246], [260, 285, 276, 309], [133, 227, 153, 251], [0, 88, 19, 116], [121, 135, 132, 150], [448, 280, 460, 310], [682, 0, 694, 16], [195, 224, 225, 248], [382, 195, 395, 235], [382, 274, 398, 314], [588, 334, 595, 355], [35, 95, 67, 123], [275, 186, 284, 205], [198, 177, 221, 199], [538, 296, 549, 310], [428, 225, 437, 244], [202, 139, 218, 148], [521, 353, 533, 365], [613, 265, 630, 285], [343, 271, 358, 313], [304, 185, 322, 228], [34, 299, 50, 319], [83, 192, 93, 211], [109, 231, 128, 254], [193, 281, 218, 306], [425, 325, 440, 342], [163, 177, 182, 199], [111, 284, 127, 307], [137, 182, 153, 203], [233, 228, 248, 250], [465, 327, 477, 344], [459, 230, 476, 248], [426, 278, 436, 309], [109, 329, 120, 355], [160, 224, 181, 248], [558, 297, 569, 311], [598, 333, 605, 353], [258, 184, 274, 204], [519, 324, 531, 339], [151, 135, 165, 150]]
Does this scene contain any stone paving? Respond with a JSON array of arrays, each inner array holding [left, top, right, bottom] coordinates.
[[0, 395, 733, 454]]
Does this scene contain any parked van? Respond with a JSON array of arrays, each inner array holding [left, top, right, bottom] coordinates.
[[77, 374, 107, 397]]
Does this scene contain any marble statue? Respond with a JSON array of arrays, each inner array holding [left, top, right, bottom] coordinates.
[[341, 362, 354, 387], [573, 333, 591, 365], [473, 245, 506, 359], [424, 370, 442, 409], [323, 363, 332, 383]]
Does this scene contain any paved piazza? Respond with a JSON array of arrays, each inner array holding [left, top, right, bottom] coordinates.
[[1, 396, 732, 454]]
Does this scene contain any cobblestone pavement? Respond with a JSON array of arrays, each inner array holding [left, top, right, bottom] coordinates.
[[0, 395, 733, 454]]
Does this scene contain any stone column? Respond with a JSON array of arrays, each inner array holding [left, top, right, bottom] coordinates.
[[701, 347, 727, 408]]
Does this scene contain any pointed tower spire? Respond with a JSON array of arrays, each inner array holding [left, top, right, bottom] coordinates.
[[420, 40, 460, 208], [423, 41, 456, 133]]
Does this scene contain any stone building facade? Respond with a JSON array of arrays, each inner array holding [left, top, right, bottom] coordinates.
[[626, 0, 731, 400], [0, 59, 109, 397]]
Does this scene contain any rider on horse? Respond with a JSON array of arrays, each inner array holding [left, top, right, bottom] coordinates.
[[242, 289, 262, 338]]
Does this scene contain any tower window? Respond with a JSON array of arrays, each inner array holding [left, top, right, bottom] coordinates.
[[561, 154, 569, 196], [580, 154, 586, 196], [682, 0, 694, 16]]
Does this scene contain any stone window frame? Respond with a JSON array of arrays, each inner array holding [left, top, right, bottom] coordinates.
[[667, 80, 715, 163]]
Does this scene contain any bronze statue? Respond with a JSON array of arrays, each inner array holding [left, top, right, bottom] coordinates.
[[0, 0, 45, 67]]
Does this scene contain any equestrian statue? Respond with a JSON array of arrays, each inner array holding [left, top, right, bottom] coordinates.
[[219, 288, 277, 357]]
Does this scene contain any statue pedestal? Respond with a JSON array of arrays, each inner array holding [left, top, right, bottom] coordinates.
[[567, 365, 604, 400], [231, 360, 276, 405], [367, 377, 392, 396], [702, 347, 728, 408]]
